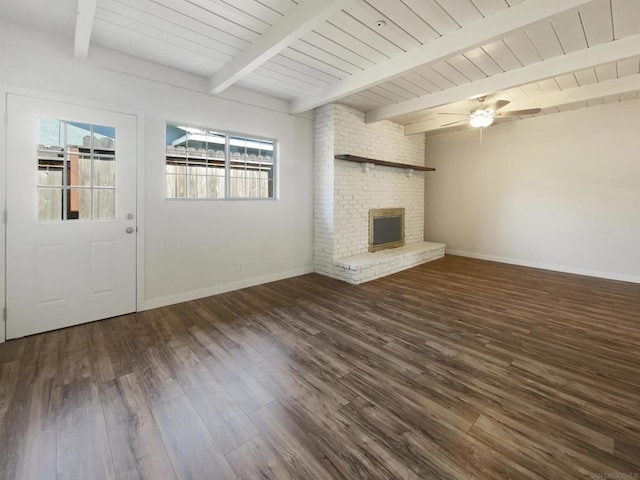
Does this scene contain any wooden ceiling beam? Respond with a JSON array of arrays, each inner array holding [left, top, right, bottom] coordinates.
[[501, 74, 640, 112], [208, 0, 351, 95], [289, 0, 592, 114], [403, 74, 640, 135], [375, 34, 640, 128], [73, 0, 98, 61]]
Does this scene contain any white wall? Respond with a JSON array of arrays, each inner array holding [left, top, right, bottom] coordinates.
[[0, 22, 314, 341], [425, 99, 640, 283]]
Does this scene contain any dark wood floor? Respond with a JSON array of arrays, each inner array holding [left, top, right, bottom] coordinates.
[[1, 255, 639, 479]]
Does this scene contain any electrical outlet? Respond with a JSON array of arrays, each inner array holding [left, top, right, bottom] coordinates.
[[481, 238, 486, 246], [239, 263, 244, 272]]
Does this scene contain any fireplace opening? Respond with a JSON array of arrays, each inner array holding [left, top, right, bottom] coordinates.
[[369, 208, 405, 252]]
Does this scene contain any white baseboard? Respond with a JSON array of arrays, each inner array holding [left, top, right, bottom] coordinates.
[[142, 266, 315, 310], [446, 249, 640, 284]]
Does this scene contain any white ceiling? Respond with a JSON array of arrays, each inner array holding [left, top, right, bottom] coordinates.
[[2, 0, 639, 134]]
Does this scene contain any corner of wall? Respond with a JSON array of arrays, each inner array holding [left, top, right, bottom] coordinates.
[[313, 104, 337, 275], [0, 88, 6, 343]]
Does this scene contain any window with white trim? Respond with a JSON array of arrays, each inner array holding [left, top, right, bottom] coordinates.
[[166, 124, 276, 199], [38, 118, 116, 221]]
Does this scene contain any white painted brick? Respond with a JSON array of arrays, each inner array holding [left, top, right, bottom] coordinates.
[[313, 102, 431, 283]]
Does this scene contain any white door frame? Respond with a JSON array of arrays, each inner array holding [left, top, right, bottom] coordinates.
[[0, 86, 146, 343]]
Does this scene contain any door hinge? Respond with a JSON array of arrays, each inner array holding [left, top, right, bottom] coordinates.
[[2, 307, 6, 323], [3, 210, 6, 225]]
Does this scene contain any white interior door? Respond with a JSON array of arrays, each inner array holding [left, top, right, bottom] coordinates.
[[6, 94, 138, 339]]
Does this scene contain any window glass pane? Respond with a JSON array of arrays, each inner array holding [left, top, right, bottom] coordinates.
[[37, 188, 63, 221], [94, 125, 116, 148], [93, 189, 115, 220], [66, 123, 89, 151], [38, 166, 63, 187], [166, 124, 228, 199], [228, 135, 274, 199], [38, 146, 64, 187], [67, 188, 91, 220], [207, 179, 225, 198], [38, 118, 65, 147], [166, 173, 187, 198], [187, 165, 206, 177], [166, 124, 275, 199], [38, 120, 64, 189], [229, 168, 245, 198], [207, 146, 225, 167], [266, 179, 274, 199], [166, 173, 177, 198], [187, 175, 207, 198], [206, 168, 225, 199], [37, 118, 116, 221], [67, 150, 92, 187], [93, 155, 115, 187]]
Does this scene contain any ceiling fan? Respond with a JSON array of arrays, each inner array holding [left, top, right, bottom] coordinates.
[[439, 95, 542, 129]]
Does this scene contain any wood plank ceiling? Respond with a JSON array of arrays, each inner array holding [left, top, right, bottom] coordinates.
[[3, 0, 639, 134]]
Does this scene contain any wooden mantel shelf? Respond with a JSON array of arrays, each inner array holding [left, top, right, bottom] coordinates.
[[335, 154, 435, 172]]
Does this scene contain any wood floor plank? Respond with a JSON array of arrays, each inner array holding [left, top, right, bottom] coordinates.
[[1, 378, 59, 480], [100, 373, 177, 480], [134, 346, 185, 407], [0, 337, 26, 365], [151, 395, 237, 480], [57, 326, 92, 385], [88, 323, 116, 384], [99, 314, 140, 379], [56, 379, 115, 480], [167, 344, 260, 454], [249, 402, 339, 479], [468, 414, 614, 479], [293, 397, 423, 480], [199, 341, 275, 414], [19, 330, 60, 384], [339, 395, 473, 479], [225, 434, 295, 480], [0, 360, 20, 428]]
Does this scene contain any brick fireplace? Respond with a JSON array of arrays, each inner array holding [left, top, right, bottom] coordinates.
[[314, 103, 444, 284]]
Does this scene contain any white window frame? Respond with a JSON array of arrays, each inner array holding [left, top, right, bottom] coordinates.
[[165, 123, 279, 201]]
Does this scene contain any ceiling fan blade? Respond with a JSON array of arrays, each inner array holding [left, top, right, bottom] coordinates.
[[491, 99, 511, 112], [497, 108, 542, 116], [440, 119, 468, 127], [437, 112, 467, 115]]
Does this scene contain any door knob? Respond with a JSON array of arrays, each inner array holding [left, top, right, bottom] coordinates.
[[126, 213, 134, 220], [126, 227, 135, 234]]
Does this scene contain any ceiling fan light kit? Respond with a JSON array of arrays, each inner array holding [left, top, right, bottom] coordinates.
[[439, 95, 542, 130], [469, 108, 494, 128]]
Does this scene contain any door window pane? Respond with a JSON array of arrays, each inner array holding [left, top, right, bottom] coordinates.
[[68, 188, 92, 220], [92, 189, 116, 220], [66, 150, 92, 187], [38, 166, 63, 187], [93, 154, 115, 187], [37, 118, 116, 221], [37, 188, 62, 222]]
